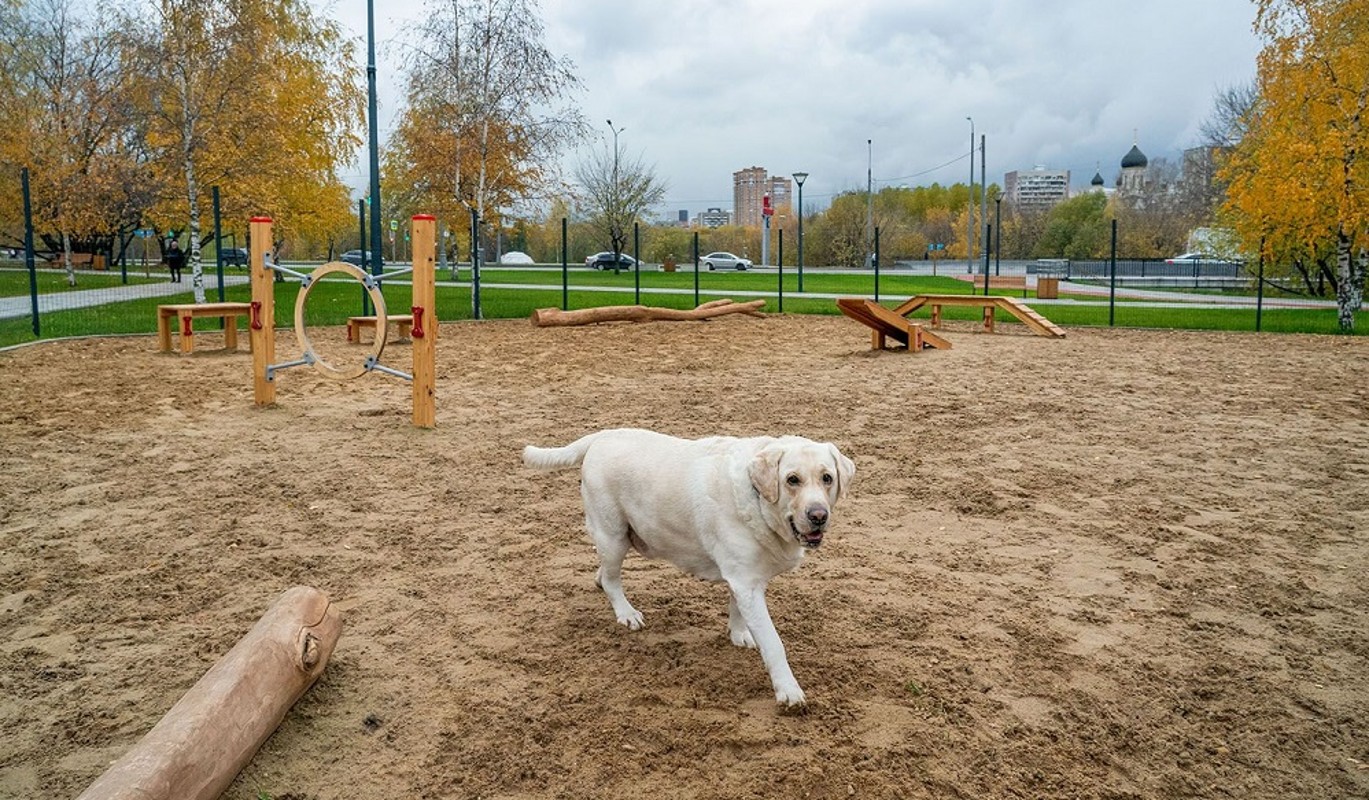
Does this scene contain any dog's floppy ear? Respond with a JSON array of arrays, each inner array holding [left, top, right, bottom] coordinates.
[[748, 447, 782, 504], [828, 443, 856, 500]]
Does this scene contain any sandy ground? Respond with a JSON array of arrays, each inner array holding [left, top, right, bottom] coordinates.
[[1, 313, 1367, 800]]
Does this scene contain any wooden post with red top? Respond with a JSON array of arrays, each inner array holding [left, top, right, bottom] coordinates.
[[249, 216, 275, 406], [410, 215, 437, 428]]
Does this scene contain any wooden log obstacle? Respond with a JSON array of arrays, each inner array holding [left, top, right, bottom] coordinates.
[[248, 215, 438, 427], [75, 586, 341, 800], [157, 302, 253, 354]]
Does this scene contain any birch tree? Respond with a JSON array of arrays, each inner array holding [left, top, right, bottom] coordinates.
[[1222, 0, 1368, 331], [125, 0, 362, 301], [390, 0, 587, 225]]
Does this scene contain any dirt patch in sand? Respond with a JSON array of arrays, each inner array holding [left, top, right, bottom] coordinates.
[[2, 314, 1367, 799]]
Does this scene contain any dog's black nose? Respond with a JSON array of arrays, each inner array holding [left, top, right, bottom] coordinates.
[[806, 505, 828, 528]]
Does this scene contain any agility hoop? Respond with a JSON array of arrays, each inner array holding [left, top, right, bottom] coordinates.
[[249, 215, 438, 427], [291, 260, 390, 381]]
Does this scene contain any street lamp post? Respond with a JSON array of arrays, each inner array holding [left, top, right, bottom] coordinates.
[[792, 171, 807, 292], [606, 119, 625, 273], [866, 139, 874, 266], [966, 116, 974, 274]]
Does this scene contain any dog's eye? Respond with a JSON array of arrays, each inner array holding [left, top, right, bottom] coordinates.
[[821, 473, 834, 486], [786, 474, 801, 486]]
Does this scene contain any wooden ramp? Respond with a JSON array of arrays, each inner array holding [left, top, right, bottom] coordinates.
[[836, 298, 952, 351], [891, 294, 1065, 338]]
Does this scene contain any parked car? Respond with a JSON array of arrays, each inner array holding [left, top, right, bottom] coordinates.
[[702, 251, 752, 271], [1165, 252, 1240, 265], [500, 250, 534, 265], [218, 247, 249, 267], [340, 250, 383, 267], [585, 251, 637, 270]]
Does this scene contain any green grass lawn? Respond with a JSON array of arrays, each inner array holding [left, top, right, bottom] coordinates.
[[1, 266, 1362, 349], [0, 266, 170, 297]]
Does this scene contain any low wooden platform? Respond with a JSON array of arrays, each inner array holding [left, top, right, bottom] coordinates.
[[157, 302, 253, 354], [892, 294, 1066, 338], [347, 314, 414, 343], [836, 298, 952, 351]]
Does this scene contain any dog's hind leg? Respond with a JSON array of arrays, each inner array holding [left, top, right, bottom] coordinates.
[[585, 506, 645, 631]]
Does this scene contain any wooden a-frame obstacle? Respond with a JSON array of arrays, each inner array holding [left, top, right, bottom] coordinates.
[[248, 215, 438, 427], [836, 298, 953, 351], [838, 293, 1065, 352]]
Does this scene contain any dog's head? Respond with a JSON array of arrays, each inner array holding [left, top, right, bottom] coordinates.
[[748, 438, 855, 549]]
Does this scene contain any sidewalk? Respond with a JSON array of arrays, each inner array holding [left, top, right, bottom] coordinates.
[[0, 272, 250, 321]]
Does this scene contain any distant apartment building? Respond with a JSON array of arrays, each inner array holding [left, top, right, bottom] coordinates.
[[696, 208, 732, 228], [1004, 166, 1071, 209], [733, 167, 793, 227]]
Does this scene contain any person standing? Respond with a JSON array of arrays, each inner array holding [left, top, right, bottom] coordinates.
[[166, 240, 186, 283]]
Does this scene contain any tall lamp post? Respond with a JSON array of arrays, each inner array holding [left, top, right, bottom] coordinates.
[[366, 0, 382, 278], [606, 119, 625, 271], [866, 139, 874, 266], [966, 116, 975, 274], [792, 171, 807, 292]]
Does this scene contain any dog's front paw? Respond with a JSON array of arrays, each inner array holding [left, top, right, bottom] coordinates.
[[729, 628, 757, 649], [775, 684, 808, 713], [617, 609, 645, 630]]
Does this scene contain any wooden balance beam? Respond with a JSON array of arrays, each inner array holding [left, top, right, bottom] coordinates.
[[892, 294, 1065, 338], [836, 298, 952, 351]]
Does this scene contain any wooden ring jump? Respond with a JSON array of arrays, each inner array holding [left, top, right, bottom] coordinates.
[[294, 260, 388, 381]]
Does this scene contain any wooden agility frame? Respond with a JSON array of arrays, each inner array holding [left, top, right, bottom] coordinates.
[[248, 215, 438, 427]]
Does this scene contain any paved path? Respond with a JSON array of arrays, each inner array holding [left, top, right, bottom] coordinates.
[[0, 272, 249, 320]]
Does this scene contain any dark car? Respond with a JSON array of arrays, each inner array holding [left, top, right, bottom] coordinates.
[[340, 250, 383, 267], [219, 247, 249, 267], [585, 251, 637, 270]]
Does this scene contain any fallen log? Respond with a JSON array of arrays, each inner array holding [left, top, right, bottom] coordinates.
[[76, 586, 342, 800], [531, 298, 766, 327]]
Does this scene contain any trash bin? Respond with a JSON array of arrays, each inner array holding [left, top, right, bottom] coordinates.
[[92, 254, 107, 270], [1036, 277, 1059, 299], [663, 257, 676, 273]]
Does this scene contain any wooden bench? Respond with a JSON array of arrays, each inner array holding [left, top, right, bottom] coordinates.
[[347, 314, 414, 344], [157, 302, 254, 354], [892, 294, 1066, 338]]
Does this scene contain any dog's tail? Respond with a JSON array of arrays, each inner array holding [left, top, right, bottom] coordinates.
[[522, 432, 601, 471]]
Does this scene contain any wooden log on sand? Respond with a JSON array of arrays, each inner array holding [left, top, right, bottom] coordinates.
[[531, 298, 766, 327], [76, 586, 342, 800]]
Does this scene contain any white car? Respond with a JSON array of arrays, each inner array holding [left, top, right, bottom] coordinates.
[[702, 252, 752, 271], [500, 251, 534, 265]]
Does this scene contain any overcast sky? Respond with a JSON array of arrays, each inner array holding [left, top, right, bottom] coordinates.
[[322, 0, 1263, 217]]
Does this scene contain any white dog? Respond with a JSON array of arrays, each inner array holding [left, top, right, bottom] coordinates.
[[522, 428, 855, 708]]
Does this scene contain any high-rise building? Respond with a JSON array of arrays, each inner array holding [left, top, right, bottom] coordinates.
[[733, 167, 793, 227], [1004, 166, 1071, 209]]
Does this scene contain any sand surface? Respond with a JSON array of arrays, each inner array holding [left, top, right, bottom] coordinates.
[[2, 313, 1367, 799]]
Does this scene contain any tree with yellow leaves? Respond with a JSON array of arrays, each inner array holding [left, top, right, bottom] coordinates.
[[389, 0, 587, 226], [121, 0, 362, 301], [1222, 0, 1368, 331]]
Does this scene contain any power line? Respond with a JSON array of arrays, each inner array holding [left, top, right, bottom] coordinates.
[[875, 151, 971, 185]]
